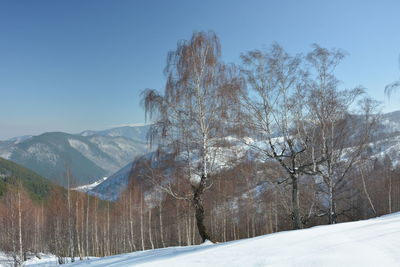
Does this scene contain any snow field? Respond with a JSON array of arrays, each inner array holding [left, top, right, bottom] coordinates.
[[24, 212, 400, 267]]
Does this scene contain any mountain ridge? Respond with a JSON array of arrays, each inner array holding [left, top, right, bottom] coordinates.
[[86, 110, 400, 201], [0, 125, 151, 186]]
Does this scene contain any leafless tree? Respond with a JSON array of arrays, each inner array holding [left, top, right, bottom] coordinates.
[[240, 44, 317, 229], [142, 31, 242, 242], [306, 44, 379, 224], [65, 169, 75, 262]]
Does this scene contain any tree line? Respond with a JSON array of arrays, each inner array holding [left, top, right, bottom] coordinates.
[[1, 154, 400, 265]]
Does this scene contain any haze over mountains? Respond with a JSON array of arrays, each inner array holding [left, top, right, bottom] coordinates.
[[0, 125, 150, 186]]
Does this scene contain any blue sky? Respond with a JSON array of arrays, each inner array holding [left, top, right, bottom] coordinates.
[[1, 0, 400, 139]]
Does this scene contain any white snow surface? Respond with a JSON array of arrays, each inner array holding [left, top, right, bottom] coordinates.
[[24, 255, 97, 267], [0, 251, 13, 267], [26, 143, 58, 166], [73, 177, 108, 193], [26, 212, 400, 267], [68, 138, 120, 173]]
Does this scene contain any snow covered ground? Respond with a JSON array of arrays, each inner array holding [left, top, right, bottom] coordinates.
[[22, 212, 400, 267], [0, 252, 13, 267], [73, 177, 108, 193], [24, 255, 96, 267]]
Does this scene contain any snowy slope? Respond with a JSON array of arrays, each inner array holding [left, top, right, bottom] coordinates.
[[88, 129, 400, 202], [26, 212, 400, 267], [73, 177, 108, 193], [87, 162, 134, 201], [380, 110, 400, 133], [87, 110, 400, 201], [0, 251, 13, 267], [87, 136, 253, 201], [79, 125, 150, 143], [366, 135, 400, 166]]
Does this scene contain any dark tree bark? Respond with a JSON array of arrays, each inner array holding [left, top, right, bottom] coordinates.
[[192, 176, 211, 242], [291, 174, 302, 230]]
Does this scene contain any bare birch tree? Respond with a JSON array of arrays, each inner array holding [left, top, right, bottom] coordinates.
[[306, 44, 378, 224], [142, 31, 242, 242], [240, 44, 317, 229], [66, 169, 75, 262]]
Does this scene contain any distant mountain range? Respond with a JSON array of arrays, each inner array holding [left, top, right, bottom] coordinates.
[[85, 110, 400, 201], [79, 125, 149, 142], [2, 111, 400, 201], [0, 125, 150, 186]]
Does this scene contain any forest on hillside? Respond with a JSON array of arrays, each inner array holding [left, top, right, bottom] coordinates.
[[1, 31, 400, 266]]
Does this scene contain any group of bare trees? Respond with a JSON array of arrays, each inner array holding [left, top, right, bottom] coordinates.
[[0, 183, 46, 266], [0, 30, 399, 264], [141, 31, 381, 240], [1, 153, 400, 265]]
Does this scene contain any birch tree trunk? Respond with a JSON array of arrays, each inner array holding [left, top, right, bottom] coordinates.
[[140, 194, 145, 251], [17, 186, 23, 265], [328, 178, 337, 224], [291, 174, 302, 229], [192, 176, 211, 242], [67, 172, 74, 262], [86, 195, 89, 259], [129, 191, 136, 251], [158, 199, 165, 248], [361, 168, 377, 216], [94, 198, 98, 256], [148, 209, 154, 249], [176, 202, 181, 246], [388, 173, 392, 214]]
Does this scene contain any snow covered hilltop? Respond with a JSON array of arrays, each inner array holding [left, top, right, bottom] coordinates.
[[25, 212, 400, 267]]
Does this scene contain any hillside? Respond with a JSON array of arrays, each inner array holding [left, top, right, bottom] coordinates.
[[75, 110, 400, 201], [0, 157, 54, 200], [79, 125, 150, 143], [87, 162, 133, 201], [0, 126, 149, 186], [24, 212, 400, 267]]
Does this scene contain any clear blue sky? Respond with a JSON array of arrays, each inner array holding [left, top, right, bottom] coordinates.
[[1, 0, 400, 140]]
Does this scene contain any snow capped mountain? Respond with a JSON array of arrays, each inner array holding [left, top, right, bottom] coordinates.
[[87, 135, 147, 166], [366, 135, 400, 166], [0, 126, 151, 186], [0, 135, 33, 156], [79, 125, 150, 143], [380, 110, 400, 133], [2, 110, 400, 193], [86, 110, 400, 201], [5, 135, 33, 144]]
